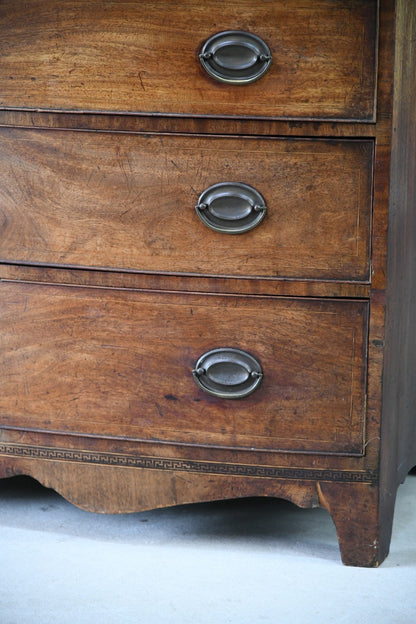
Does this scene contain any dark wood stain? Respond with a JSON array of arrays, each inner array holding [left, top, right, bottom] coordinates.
[[0, 0, 414, 568], [0, 0, 377, 120]]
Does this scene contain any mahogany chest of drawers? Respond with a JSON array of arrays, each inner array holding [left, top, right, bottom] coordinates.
[[0, 0, 415, 566]]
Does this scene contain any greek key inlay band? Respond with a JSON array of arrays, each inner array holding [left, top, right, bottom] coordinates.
[[0, 443, 378, 484]]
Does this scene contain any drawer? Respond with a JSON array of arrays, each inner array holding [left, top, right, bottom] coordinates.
[[0, 128, 373, 282], [0, 281, 368, 455], [0, 0, 377, 121]]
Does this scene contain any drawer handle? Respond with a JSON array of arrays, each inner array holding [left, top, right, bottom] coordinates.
[[199, 30, 272, 84], [192, 348, 263, 399], [195, 182, 267, 234]]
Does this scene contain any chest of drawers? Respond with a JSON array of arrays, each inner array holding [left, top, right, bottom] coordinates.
[[0, 0, 415, 567]]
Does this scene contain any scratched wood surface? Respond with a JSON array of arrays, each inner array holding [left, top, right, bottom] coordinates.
[[0, 0, 415, 569], [0, 0, 377, 120], [0, 281, 368, 455], [0, 128, 373, 281]]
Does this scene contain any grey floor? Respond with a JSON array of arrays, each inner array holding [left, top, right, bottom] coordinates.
[[1, 471, 415, 624]]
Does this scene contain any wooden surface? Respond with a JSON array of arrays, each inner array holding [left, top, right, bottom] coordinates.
[[0, 454, 321, 514], [0, 128, 373, 280], [379, 0, 416, 544], [318, 481, 389, 567], [0, 0, 377, 120], [0, 108, 381, 139], [0, 264, 371, 299], [0, 281, 368, 455], [0, 0, 415, 568]]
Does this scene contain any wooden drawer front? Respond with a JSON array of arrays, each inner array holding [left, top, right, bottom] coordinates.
[[0, 128, 373, 281], [0, 282, 368, 455], [0, 0, 377, 121]]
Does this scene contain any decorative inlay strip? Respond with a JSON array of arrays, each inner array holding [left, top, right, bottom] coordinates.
[[0, 443, 378, 483]]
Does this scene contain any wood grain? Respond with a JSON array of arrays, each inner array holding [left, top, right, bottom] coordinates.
[[0, 0, 414, 568], [0, 281, 368, 455], [0, 109, 379, 139], [0, 264, 371, 299], [0, 0, 377, 120], [381, 0, 416, 504], [0, 128, 373, 281], [0, 454, 320, 515], [318, 481, 388, 567]]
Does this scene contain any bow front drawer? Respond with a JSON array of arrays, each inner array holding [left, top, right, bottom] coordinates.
[[0, 0, 377, 121], [0, 281, 368, 455], [0, 128, 373, 282]]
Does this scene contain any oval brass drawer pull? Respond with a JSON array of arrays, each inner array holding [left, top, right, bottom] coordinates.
[[192, 348, 263, 399], [199, 30, 272, 84], [195, 182, 267, 234]]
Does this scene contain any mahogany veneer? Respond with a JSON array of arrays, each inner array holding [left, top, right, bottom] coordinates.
[[0, 0, 415, 566]]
